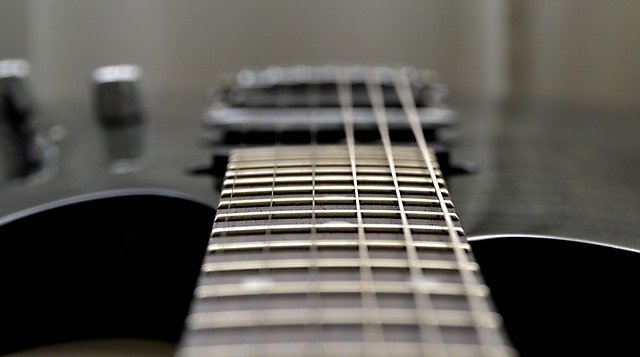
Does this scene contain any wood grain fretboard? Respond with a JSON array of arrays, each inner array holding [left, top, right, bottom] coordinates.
[[179, 145, 513, 356]]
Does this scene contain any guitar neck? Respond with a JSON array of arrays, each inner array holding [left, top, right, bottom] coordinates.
[[178, 144, 513, 356]]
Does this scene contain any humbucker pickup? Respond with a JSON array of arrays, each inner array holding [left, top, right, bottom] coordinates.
[[210, 66, 447, 108], [204, 66, 456, 145], [195, 66, 472, 179]]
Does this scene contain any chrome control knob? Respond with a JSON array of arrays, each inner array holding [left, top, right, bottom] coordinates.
[[0, 59, 39, 182], [92, 64, 146, 173]]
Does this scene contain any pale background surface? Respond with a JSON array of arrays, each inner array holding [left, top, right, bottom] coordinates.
[[1, 0, 638, 110]]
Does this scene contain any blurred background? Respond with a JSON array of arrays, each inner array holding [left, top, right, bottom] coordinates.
[[2, 0, 639, 110]]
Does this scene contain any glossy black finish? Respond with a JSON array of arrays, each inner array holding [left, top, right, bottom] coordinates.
[[1, 197, 636, 356], [0, 195, 214, 354], [4, 95, 638, 250], [449, 98, 640, 250], [0, 93, 639, 353], [0, 94, 216, 218], [471, 236, 640, 356]]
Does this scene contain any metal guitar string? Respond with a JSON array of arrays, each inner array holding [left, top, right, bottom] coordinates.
[[306, 79, 322, 348], [336, 69, 388, 355], [363, 69, 448, 356], [252, 81, 288, 348], [391, 69, 503, 356], [222, 80, 288, 349], [214, 91, 255, 349]]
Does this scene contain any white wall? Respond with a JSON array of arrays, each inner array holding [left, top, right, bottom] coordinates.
[[510, 0, 640, 106], [22, 0, 508, 106], [1, 0, 638, 109], [0, 0, 28, 59]]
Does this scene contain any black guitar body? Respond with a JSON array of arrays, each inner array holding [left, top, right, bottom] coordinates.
[[0, 193, 638, 356], [0, 194, 214, 354], [1, 66, 639, 355], [472, 237, 640, 356]]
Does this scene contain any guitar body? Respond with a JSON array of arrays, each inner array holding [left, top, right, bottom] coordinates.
[[1, 66, 639, 356], [2, 200, 638, 356]]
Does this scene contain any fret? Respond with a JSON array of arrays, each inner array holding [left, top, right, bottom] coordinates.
[[214, 209, 459, 222], [207, 239, 469, 253], [195, 281, 488, 299], [218, 196, 454, 208], [220, 184, 447, 197], [202, 258, 478, 273], [180, 144, 510, 356], [187, 308, 502, 330], [211, 223, 464, 236], [225, 166, 443, 178], [180, 342, 514, 357], [222, 174, 443, 186], [228, 159, 432, 170], [192, 292, 472, 315]]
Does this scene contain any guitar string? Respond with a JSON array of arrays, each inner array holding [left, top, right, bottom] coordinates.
[[364, 68, 448, 356], [336, 69, 388, 356], [205, 67, 499, 354], [253, 81, 288, 347], [391, 69, 501, 355], [305, 79, 322, 350], [215, 92, 253, 348], [218, 78, 287, 348]]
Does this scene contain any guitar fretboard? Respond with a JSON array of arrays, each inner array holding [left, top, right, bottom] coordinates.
[[179, 145, 513, 356]]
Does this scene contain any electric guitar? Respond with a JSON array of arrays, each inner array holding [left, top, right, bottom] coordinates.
[[1, 65, 639, 356]]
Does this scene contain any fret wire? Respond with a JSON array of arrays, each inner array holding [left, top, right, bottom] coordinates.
[[195, 280, 489, 299], [179, 342, 516, 357], [203, 258, 478, 276], [207, 239, 470, 253], [365, 69, 446, 354], [337, 69, 387, 351], [225, 166, 443, 178], [393, 69, 504, 355], [214, 209, 459, 222], [219, 185, 447, 197], [230, 152, 434, 159], [222, 175, 442, 186], [211, 223, 464, 236], [187, 308, 502, 330], [217, 196, 454, 208]]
